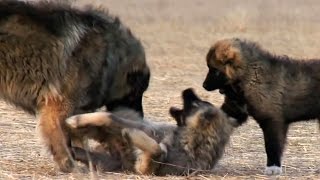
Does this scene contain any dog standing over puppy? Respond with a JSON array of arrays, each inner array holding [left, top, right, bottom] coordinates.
[[0, 1, 150, 172], [203, 38, 320, 175]]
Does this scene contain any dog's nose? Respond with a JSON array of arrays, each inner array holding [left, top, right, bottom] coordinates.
[[202, 82, 207, 89], [203, 82, 211, 91], [219, 89, 225, 94]]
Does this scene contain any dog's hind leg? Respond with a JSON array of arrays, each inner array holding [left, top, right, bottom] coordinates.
[[122, 128, 167, 175]]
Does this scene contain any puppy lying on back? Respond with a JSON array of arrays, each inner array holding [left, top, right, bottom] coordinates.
[[66, 88, 248, 175]]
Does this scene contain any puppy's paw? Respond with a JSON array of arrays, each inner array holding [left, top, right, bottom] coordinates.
[[66, 116, 80, 129], [265, 165, 282, 175]]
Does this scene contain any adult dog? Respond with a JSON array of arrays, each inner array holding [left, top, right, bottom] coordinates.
[[0, 1, 150, 172], [203, 38, 320, 175], [66, 88, 247, 175]]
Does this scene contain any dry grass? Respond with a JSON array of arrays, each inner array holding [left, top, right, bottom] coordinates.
[[1, 0, 320, 179]]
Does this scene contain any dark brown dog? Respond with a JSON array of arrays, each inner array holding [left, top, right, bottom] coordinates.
[[66, 88, 246, 175], [0, 1, 149, 172], [203, 38, 320, 175]]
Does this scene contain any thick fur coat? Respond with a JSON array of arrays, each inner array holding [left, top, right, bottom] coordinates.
[[0, 0, 150, 172], [203, 38, 320, 175], [67, 89, 246, 175]]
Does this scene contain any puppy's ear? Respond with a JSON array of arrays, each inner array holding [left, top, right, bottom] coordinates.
[[182, 88, 200, 102], [214, 39, 242, 80], [214, 40, 240, 65], [224, 46, 241, 80], [224, 47, 239, 63], [169, 107, 184, 126], [225, 64, 236, 81]]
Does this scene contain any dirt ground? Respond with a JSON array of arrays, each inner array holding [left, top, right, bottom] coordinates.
[[1, 0, 320, 179]]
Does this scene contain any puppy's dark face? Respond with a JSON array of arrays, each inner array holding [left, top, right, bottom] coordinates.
[[106, 69, 150, 117], [203, 66, 228, 91], [170, 88, 221, 129]]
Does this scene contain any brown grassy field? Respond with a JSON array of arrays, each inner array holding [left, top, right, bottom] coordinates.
[[1, 0, 320, 179]]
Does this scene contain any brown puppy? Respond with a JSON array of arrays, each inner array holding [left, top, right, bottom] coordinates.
[[66, 88, 246, 175], [0, 1, 149, 172], [203, 38, 320, 175]]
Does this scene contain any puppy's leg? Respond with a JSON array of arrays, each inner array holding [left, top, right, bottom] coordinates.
[[66, 112, 114, 128], [37, 98, 74, 172], [122, 128, 167, 175], [122, 128, 164, 155], [221, 96, 248, 126], [259, 120, 288, 175], [66, 112, 155, 136]]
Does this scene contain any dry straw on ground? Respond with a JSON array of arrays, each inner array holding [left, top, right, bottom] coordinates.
[[1, 0, 320, 179]]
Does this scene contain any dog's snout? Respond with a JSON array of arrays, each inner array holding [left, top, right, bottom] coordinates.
[[202, 81, 211, 91], [202, 82, 207, 89], [219, 89, 225, 94]]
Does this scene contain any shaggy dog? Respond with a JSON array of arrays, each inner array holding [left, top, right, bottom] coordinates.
[[203, 38, 320, 175], [0, 1, 149, 172], [66, 88, 247, 175]]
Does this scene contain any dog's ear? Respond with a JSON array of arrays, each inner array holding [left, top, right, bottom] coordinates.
[[182, 88, 200, 102], [214, 39, 242, 80], [214, 40, 240, 65], [225, 65, 235, 80], [169, 107, 184, 126]]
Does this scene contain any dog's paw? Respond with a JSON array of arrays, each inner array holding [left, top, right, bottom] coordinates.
[[265, 165, 282, 175], [66, 116, 80, 129], [55, 155, 75, 173]]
